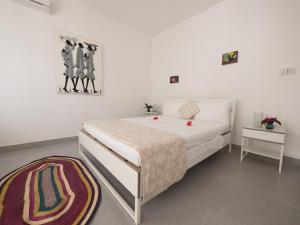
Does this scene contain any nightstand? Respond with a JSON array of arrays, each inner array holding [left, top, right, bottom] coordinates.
[[241, 125, 286, 173]]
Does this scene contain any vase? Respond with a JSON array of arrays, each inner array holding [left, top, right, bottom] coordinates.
[[266, 123, 274, 130]]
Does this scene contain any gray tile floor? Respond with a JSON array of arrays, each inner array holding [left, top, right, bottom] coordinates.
[[0, 141, 299, 225]]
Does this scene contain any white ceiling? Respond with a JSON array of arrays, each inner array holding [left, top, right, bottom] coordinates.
[[82, 0, 223, 35]]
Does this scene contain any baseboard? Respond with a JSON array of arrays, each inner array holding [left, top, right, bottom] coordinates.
[[284, 156, 300, 167], [232, 144, 300, 166], [0, 136, 78, 153]]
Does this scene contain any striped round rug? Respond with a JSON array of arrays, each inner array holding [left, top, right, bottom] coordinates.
[[0, 156, 101, 225]]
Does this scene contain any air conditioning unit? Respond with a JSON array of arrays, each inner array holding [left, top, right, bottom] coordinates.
[[12, 0, 51, 14]]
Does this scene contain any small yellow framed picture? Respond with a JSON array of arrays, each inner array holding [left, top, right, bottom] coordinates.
[[222, 51, 238, 65]]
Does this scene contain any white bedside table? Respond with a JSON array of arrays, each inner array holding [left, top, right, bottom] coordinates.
[[241, 125, 286, 173]]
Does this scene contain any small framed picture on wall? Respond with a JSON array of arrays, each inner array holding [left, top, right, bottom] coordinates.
[[222, 51, 238, 65], [170, 76, 179, 84]]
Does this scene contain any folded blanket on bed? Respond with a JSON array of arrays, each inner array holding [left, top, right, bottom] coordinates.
[[84, 119, 187, 203]]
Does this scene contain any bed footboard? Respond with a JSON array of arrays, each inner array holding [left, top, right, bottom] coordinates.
[[78, 130, 142, 224]]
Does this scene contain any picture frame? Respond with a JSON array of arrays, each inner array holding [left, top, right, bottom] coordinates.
[[170, 76, 179, 84], [54, 29, 103, 96], [222, 51, 238, 65]]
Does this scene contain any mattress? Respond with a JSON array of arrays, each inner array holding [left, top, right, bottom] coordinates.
[[83, 116, 229, 167]]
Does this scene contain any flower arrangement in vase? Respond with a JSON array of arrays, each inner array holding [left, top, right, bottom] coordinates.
[[261, 117, 281, 130], [144, 103, 153, 113]]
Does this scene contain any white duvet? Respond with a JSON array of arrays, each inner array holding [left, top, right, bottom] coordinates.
[[83, 115, 229, 166]]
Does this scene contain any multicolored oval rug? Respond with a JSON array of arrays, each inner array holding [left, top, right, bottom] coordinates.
[[0, 156, 101, 225]]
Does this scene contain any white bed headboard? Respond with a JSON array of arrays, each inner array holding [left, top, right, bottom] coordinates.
[[162, 98, 236, 132]]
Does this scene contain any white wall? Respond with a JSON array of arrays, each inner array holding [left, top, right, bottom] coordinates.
[[1, 0, 300, 160], [151, 0, 300, 159], [0, 0, 151, 146]]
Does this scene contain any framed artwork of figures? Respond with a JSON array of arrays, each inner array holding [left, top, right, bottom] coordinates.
[[54, 30, 103, 95]]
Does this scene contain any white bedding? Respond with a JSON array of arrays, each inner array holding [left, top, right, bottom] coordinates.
[[83, 115, 229, 167]]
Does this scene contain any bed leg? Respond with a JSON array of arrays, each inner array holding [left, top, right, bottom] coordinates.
[[228, 132, 233, 154], [134, 197, 141, 225]]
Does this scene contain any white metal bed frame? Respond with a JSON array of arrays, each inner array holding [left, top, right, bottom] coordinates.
[[78, 99, 236, 224]]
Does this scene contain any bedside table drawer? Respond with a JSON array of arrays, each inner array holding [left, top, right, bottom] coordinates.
[[242, 129, 285, 144]]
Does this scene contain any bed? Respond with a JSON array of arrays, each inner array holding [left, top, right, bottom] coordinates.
[[78, 98, 236, 224]]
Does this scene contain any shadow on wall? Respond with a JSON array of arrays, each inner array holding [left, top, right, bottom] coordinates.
[[49, 0, 63, 14]]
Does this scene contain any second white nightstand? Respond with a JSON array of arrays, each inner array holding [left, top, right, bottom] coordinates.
[[241, 125, 286, 173]]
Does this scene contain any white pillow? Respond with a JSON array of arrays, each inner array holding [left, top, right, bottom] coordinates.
[[162, 100, 186, 117], [178, 100, 200, 119], [194, 102, 230, 124]]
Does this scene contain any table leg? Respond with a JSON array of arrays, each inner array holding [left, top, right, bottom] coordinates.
[[279, 145, 284, 174], [240, 137, 245, 162]]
